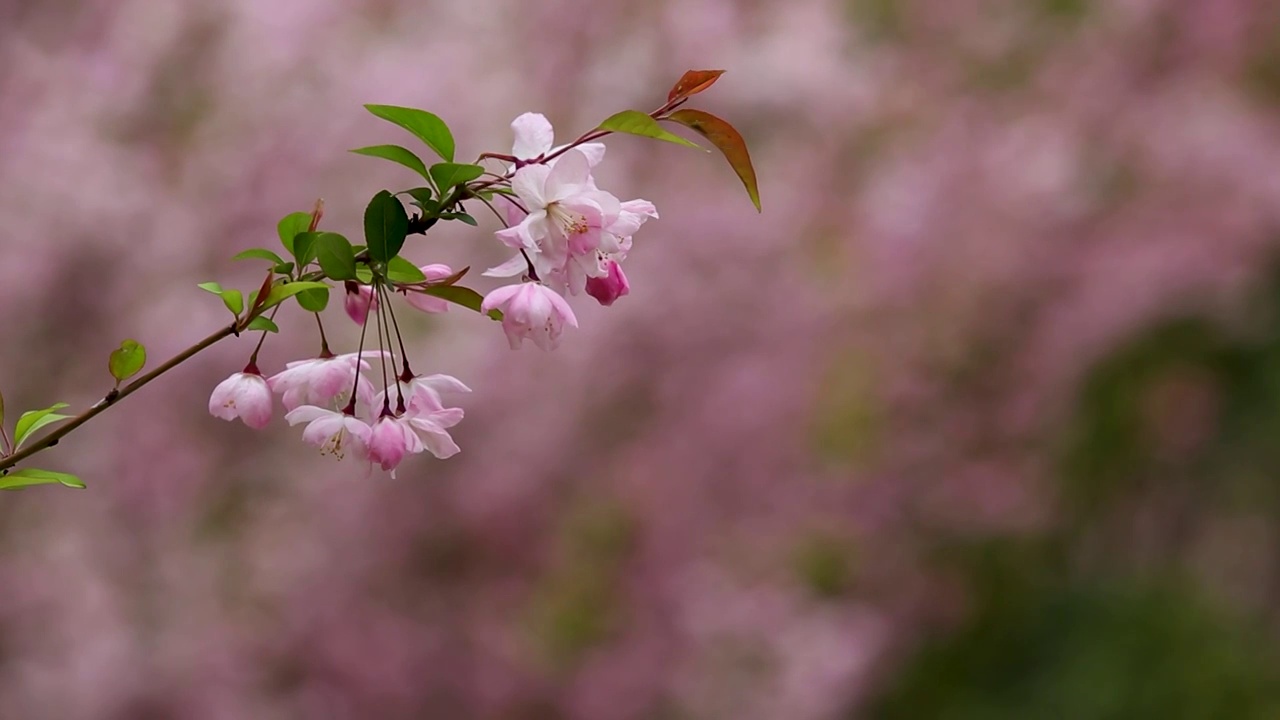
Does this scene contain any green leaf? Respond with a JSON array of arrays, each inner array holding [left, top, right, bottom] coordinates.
[[355, 266, 374, 283], [386, 257, 426, 284], [351, 144, 432, 181], [246, 316, 279, 333], [233, 248, 287, 265], [221, 289, 244, 316], [277, 211, 312, 255], [14, 403, 70, 449], [274, 261, 295, 275], [419, 285, 501, 319], [314, 232, 358, 281], [197, 281, 224, 295], [364, 190, 410, 263], [108, 339, 146, 384], [0, 468, 85, 490], [598, 110, 703, 150], [439, 211, 478, 226], [401, 187, 435, 210], [296, 287, 330, 312], [261, 281, 332, 311], [292, 231, 322, 267], [666, 109, 761, 212], [429, 163, 485, 192], [364, 105, 455, 162]]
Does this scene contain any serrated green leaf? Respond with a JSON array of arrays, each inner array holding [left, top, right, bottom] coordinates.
[[0, 468, 85, 490], [598, 110, 703, 150], [221, 289, 243, 316], [386, 257, 426, 284], [108, 339, 146, 384], [233, 248, 287, 265], [277, 211, 312, 255], [261, 281, 332, 311], [14, 403, 70, 449], [246, 316, 279, 333], [666, 109, 761, 212], [197, 281, 224, 295], [429, 163, 485, 192], [364, 105, 455, 162], [296, 287, 330, 312], [351, 144, 432, 181], [439, 212, 478, 226], [315, 232, 357, 281], [364, 190, 410, 263]]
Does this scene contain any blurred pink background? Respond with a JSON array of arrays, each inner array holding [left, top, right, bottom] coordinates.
[[3, 1, 1280, 718]]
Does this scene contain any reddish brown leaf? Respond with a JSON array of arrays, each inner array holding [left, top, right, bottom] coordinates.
[[667, 70, 726, 103], [666, 109, 761, 212]]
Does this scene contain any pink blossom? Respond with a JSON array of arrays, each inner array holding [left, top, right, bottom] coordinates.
[[267, 352, 377, 411], [585, 259, 630, 306], [509, 112, 605, 167], [495, 150, 621, 264], [480, 282, 578, 351], [403, 264, 455, 314], [407, 405, 464, 459], [373, 373, 471, 415], [343, 281, 377, 324], [208, 371, 272, 429], [366, 415, 424, 476], [283, 406, 372, 460]]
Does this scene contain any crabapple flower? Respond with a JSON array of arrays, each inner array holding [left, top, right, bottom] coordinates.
[[480, 282, 578, 351], [407, 405, 464, 460], [585, 259, 630, 306], [208, 371, 272, 429], [366, 415, 424, 476], [509, 112, 605, 167], [267, 352, 380, 411], [374, 373, 471, 415], [343, 281, 377, 324], [284, 406, 372, 460], [403, 264, 455, 314], [495, 149, 621, 264]]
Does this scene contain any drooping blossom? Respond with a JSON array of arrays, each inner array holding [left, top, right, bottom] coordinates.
[[403, 264, 456, 314], [267, 352, 382, 411], [284, 406, 372, 461], [208, 371, 272, 429], [407, 405, 464, 460], [374, 373, 471, 415], [366, 415, 424, 476], [343, 281, 377, 324], [480, 282, 578, 351], [585, 259, 630, 306]]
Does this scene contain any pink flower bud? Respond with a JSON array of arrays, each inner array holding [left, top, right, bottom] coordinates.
[[585, 259, 630, 306], [343, 281, 377, 324]]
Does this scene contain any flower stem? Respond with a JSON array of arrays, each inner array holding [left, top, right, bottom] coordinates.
[[0, 322, 240, 472]]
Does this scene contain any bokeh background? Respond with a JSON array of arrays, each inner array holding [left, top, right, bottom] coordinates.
[[2, 0, 1280, 717]]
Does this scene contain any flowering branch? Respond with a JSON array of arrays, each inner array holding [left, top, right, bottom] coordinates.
[[0, 68, 759, 491]]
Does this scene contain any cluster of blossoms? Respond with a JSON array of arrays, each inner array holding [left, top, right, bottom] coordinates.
[[207, 113, 658, 475]]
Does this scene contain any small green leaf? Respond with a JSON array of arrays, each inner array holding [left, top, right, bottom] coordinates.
[[221, 289, 244, 316], [273, 261, 295, 275], [292, 231, 322, 267], [364, 190, 410, 263], [351, 145, 432, 181], [386, 257, 426, 284], [233, 248, 287, 265], [419, 285, 495, 316], [277, 211, 312, 255], [14, 403, 70, 449], [197, 281, 224, 295], [666, 109, 761, 211], [429, 163, 485, 192], [598, 110, 703, 150], [315, 232, 358, 281], [0, 468, 85, 490], [296, 287, 330, 312], [108, 339, 147, 384], [355, 266, 374, 283], [246, 316, 279, 333], [364, 105, 455, 162], [261, 281, 332, 311], [401, 187, 435, 209], [439, 211, 478, 226]]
